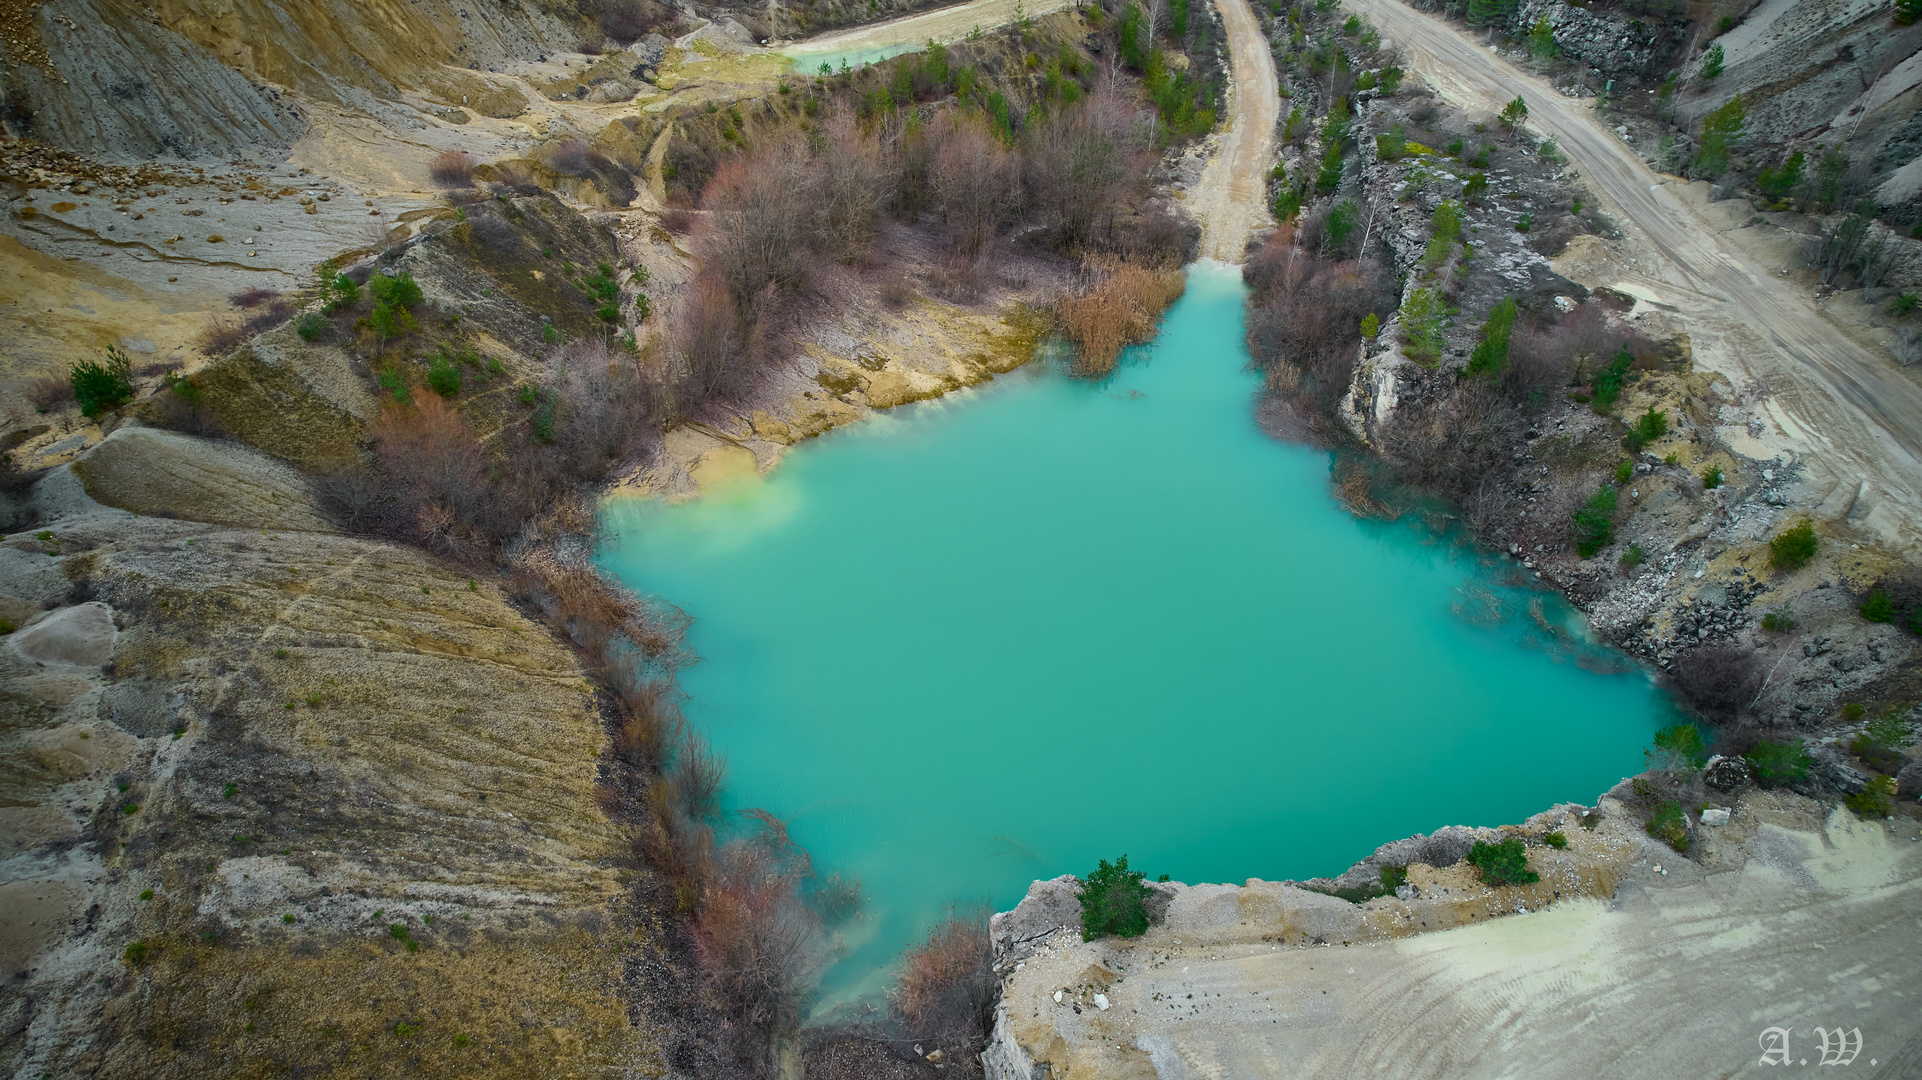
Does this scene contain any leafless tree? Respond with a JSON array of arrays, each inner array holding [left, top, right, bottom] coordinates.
[[930, 111, 1018, 258]]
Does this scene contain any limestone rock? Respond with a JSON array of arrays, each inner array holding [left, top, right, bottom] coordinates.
[[69, 427, 335, 533], [10, 602, 116, 667], [1703, 754, 1750, 792]]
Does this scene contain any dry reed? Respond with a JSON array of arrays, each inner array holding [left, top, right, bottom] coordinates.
[[1058, 258, 1186, 377]]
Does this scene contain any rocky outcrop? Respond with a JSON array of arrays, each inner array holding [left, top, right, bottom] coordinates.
[[68, 425, 336, 532], [1515, 0, 1682, 81]]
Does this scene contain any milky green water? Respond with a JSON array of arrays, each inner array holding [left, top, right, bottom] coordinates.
[[783, 43, 921, 73], [597, 262, 1672, 1005]]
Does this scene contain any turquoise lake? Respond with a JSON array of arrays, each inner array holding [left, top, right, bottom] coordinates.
[[597, 261, 1673, 1004]]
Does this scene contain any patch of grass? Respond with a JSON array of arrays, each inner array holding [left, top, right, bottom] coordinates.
[[1761, 607, 1794, 632], [1645, 800, 1688, 852], [396, 1021, 420, 1039], [124, 940, 150, 966], [296, 313, 324, 341], [121, 802, 140, 815], [303, 692, 324, 707], [1746, 739, 1812, 788], [283, 913, 296, 924], [1544, 831, 1567, 849], [223, 782, 237, 799], [141, 888, 154, 900], [1466, 837, 1539, 886], [1620, 543, 1645, 568], [1078, 855, 1151, 940], [1580, 811, 1602, 830], [1702, 464, 1723, 489], [1769, 520, 1818, 571], [1614, 460, 1634, 484]]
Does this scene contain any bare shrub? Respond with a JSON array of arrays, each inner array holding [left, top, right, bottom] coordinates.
[[659, 206, 698, 234], [812, 114, 895, 262], [880, 279, 915, 308], [576, 37, 605, 55], [229, 286, 282, 309], [676, 272, 750, 405], [1023, 92, 1143, 252], [1243, 237, 1396, 423], [891, 908, 994, 1060], [429, 149, 477, 188], [929, 111, 1017, 259], [1665, 644, 1763, 724], [28, 373, 73, 412], [546, 139, 593, 176], [241, 299, 293, 337], [1059, 258, 1186, 376], [1378, 383, 1528, 525], [693, 811, 824, 1074], [369, 394, 494, 560], [196, 313, 250, 356], [699, 143, 811, 306]]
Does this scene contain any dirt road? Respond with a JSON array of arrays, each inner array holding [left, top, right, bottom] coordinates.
[[1347, 0, 1922, 551], [781, 0, 1080, 57], [1188, 0, 1279, 262]]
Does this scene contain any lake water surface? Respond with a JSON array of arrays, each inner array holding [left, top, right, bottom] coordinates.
[[598, 262, 1673, 1004]]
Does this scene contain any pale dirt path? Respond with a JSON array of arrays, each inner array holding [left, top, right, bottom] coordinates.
[[781, 0, 1081, 55], [1189, 0, 1279, 263], [1348, 0, 1922, 551]]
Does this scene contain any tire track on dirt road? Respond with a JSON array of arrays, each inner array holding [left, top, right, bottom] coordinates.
[[1348, 0, 1922, 551], [1190, 0, 1280, 262]]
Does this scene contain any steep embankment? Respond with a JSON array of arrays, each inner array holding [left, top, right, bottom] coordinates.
[[1348, 0, 1922, 553], [0, 444, 658, 1078]]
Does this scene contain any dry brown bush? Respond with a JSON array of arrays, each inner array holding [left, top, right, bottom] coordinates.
[[1023, 92, 1143, 251], [1665, 644, 1764, 725], [1243, 237, 1395, 418], [891, 908, 994, 1059], [692, 811, 823, 1073], [196, 313, 250, 357], [429, 149, 477, 187], [812, 113, 894, 262], [546, 139, 594, 175], [1059, 258, 1186, 376], [699, 143, 811, 306], [229, 286, 281, 309], [28, 373, 72, 412], [929, 111, 1017, 259]]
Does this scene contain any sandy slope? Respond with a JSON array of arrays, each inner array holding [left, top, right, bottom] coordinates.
[[1346, 0, 1922, 552], [1187, 0, 1279, 263]]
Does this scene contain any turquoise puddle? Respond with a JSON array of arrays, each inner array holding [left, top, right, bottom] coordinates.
[[598, 262, 1674, 1004]]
